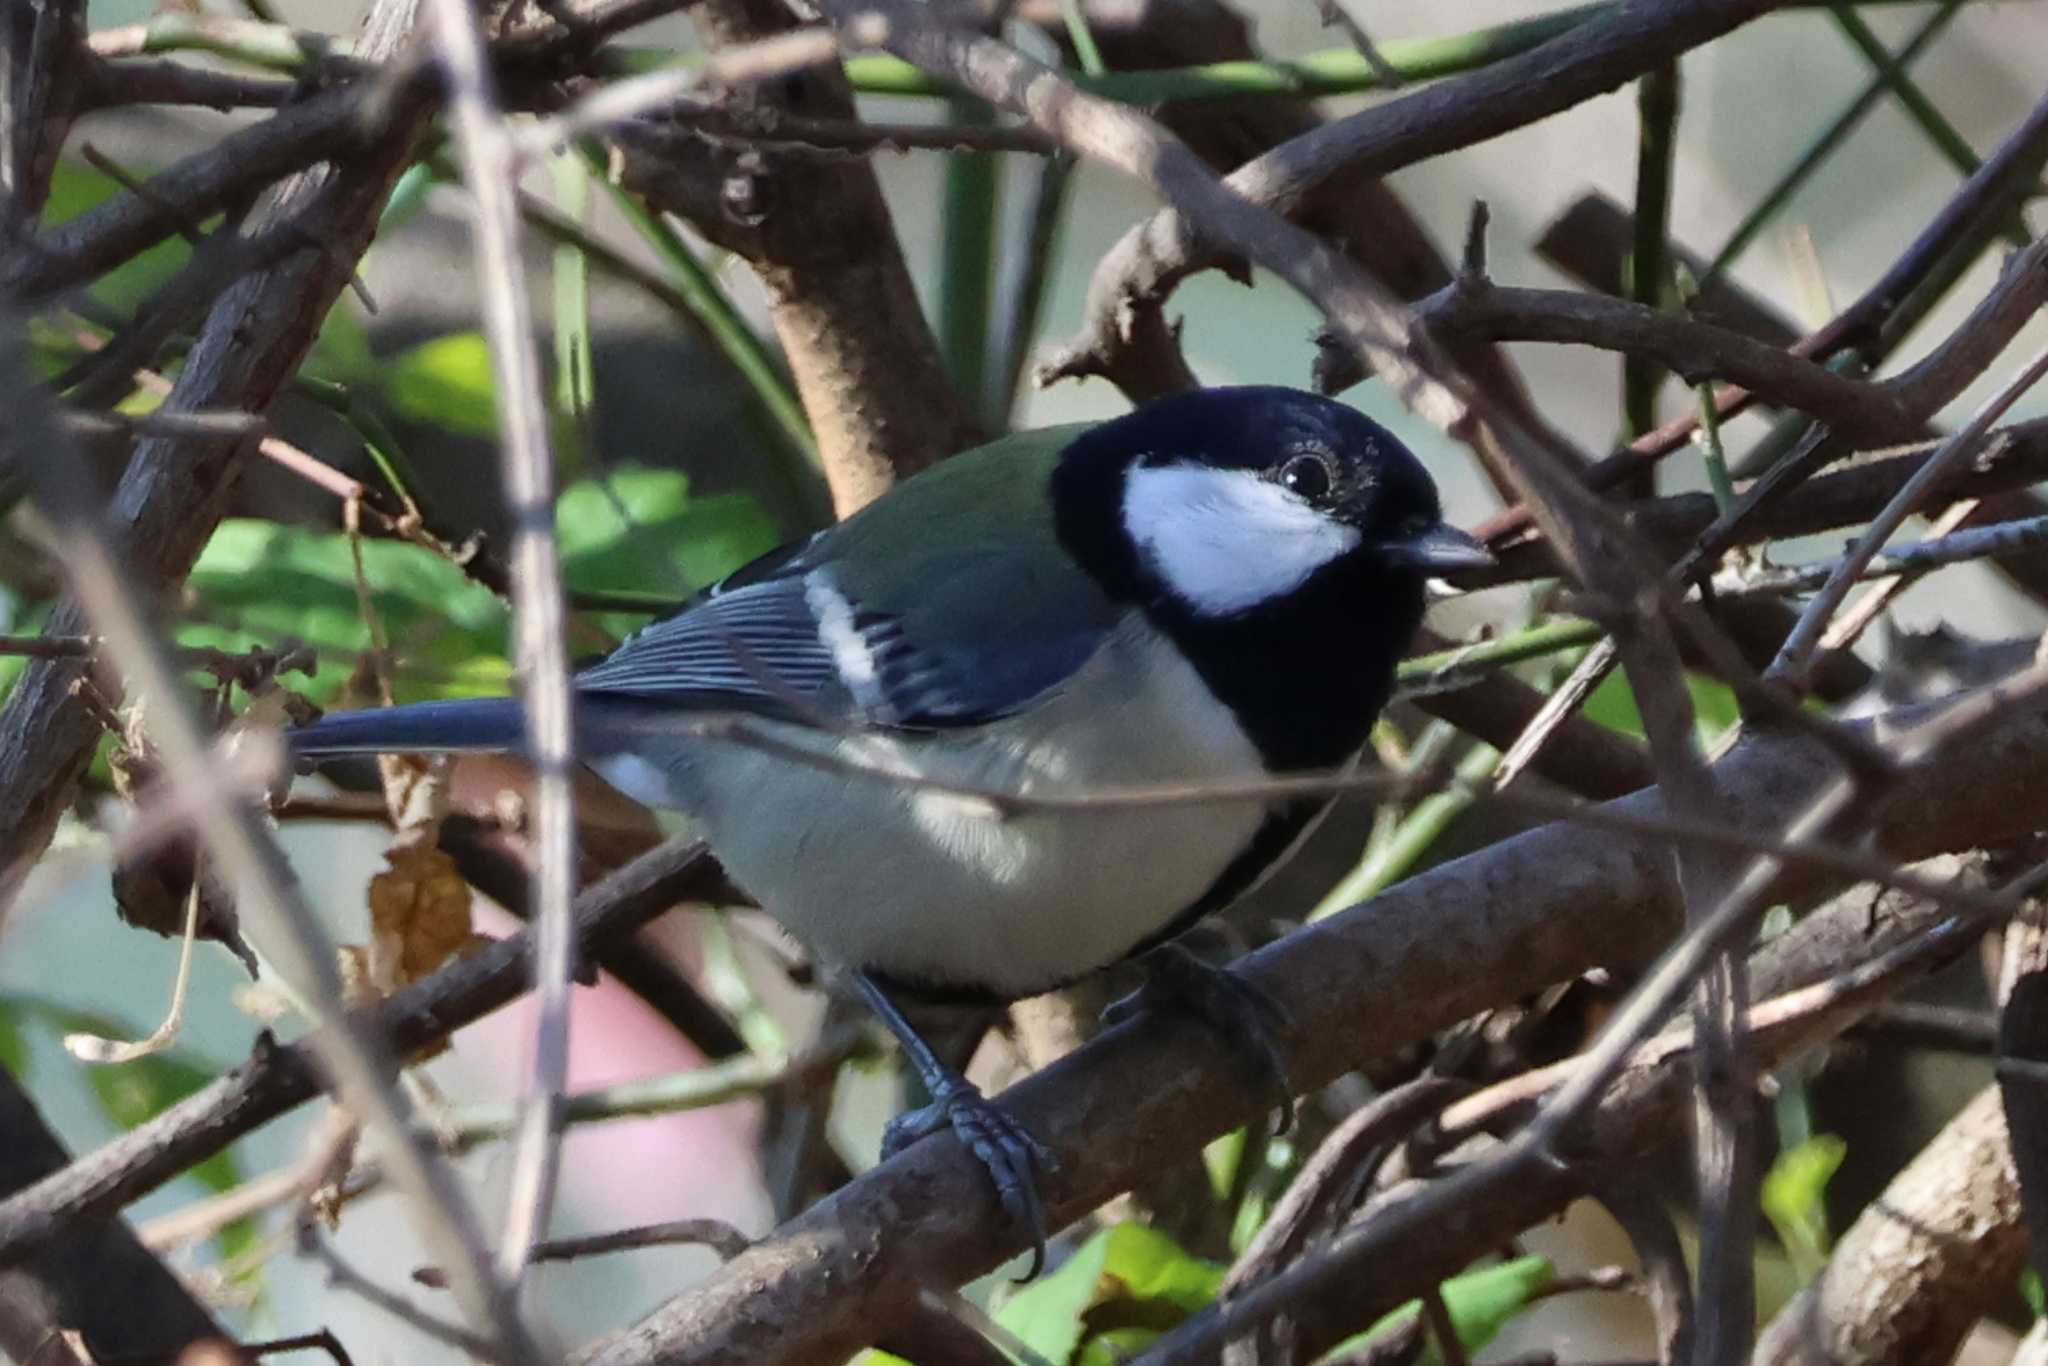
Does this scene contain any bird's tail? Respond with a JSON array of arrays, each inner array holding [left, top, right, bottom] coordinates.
[[288, 697, 527, 759]]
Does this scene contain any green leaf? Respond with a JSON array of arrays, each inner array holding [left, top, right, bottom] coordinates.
[[997, 1223, 1225, 1364], [1583, 664, 1741, 747], [559, 468, 778, 601], [1763, 1133, 1846, 1281], [1335, 1256, 1556, 1363], [1435, 1254, 1555, 1353], [379, 160, 438, 234], [2022, 1268, 2044, 1319], [45, 161, 192, 315], [187, 519, 511, 705], [309, 296, 376, 386], [0, 998, 26, 1078], [385, 331, 499, 437], [1078, 1327, 1162, 1366]]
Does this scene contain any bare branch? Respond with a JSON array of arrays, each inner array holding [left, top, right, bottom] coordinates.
[[1769, 335, 2048, 684], [1752, 1086, 2024, 1366], [1044, 0, 1794, 390], [424, 0, 581, 1281], [572, 685, 2048, 1366], [6, 341, 545, 1360], [0, 1070, 224, 1363], [609, 0, 979, 517], [0, 0, 434, 912], [0, 839, 721, 1264]]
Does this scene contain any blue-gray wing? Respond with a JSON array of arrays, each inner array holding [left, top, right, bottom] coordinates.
[[572, 558, 1112, 730], [577, 425, 1124, 728]]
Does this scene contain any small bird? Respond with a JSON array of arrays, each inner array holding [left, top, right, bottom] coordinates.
[[289, 386, 1487, 1255]]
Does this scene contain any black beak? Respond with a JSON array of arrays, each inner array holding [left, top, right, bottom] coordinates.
[[1381, 522, 1495, 573]]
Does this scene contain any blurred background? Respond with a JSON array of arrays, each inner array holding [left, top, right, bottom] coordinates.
[[7, 0, 2048, 1359]]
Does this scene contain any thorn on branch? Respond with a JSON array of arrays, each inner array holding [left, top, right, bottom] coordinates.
[[1459, 200, 1490, 283]]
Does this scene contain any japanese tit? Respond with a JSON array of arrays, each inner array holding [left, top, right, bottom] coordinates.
[[289, 385, 1489, 1252]]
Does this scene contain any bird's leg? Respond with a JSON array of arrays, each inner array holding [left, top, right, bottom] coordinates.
[[1103, 941, 1296, 1132], [855, 973, 1057, 1274]]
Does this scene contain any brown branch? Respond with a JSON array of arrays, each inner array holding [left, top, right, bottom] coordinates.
[[570, 683, 2048, 1366], [0, 0, 87, 245], [1752, 1085, 2024, 1366], [1134, 875, 1989, 1366], [0, 0, 436, 916], [1567, 86, 2048, 499], [1474, 417, 2048, 588], [0, 1064, 226, 1363], [0, 80, 389, 305], [3, 2, 694, 307], [1042, 0, 1795, 391], [0, 837, 721, 1264], [1405, 624, 1653, 800], [1036, 0, 1582, 489], [609, 0, 980, 517], [1337, 280, 1918, 441], [81, 56, 298, 111], [1537, 192, 1801, 346], [1998, 852, 2048, 1298]]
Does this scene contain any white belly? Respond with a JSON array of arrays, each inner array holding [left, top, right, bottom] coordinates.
[[659, 622, 1276, 997]]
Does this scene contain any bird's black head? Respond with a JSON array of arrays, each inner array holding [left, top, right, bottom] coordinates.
[[1052, 386, 1487, 620], [1052, 387, 1489, 773]]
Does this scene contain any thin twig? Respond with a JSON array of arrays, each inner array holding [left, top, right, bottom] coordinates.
[[516, 22, 887, 156], [3, 337, 544, 1363], [424, 0, 581, 1280], [1770, 336, 2048, 685], [0, 838, 718, 1264]]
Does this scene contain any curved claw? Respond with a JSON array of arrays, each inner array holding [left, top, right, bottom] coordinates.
[[1106, 943, 1297, 1133], [885, 1077, 1058, 1277]]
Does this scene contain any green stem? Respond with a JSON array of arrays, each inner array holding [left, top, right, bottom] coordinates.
[[574, 143, 824, 527], [448, 1049, 795, 1143], [1309, 739, 1499, 921], [548, 150, 596, 476], [940, 99, 1001, 411], [990, 154, 1077, 426], [985, 2, 1101, 425], [840, 3, 1608, 100], [1396, 618, 1607, 693], [1625, 63, 1679, 441], [1828, 4, 1982, 180], [107, 12, 350, 71], [1695, 380, 1736, 512], [1058, 0, 1109, 78], [1707, 0, 1965, 281]]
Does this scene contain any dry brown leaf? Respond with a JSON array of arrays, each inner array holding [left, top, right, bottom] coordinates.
[[367, 843, 475, 990]]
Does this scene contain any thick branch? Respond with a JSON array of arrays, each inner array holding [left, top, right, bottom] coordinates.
[[1398, 282, 1917, 439], [612, 0, 979, 516], [0, 1069, 226, 1364], [1753, 1085, 2024, 1366], [574, 684, 2048, 1366]]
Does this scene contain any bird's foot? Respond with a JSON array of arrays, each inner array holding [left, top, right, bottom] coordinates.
[[883, 1075, 1058, 1276], [1105, 942, 1296, 1132]]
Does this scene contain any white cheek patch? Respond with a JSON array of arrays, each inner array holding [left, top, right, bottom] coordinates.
[[1122, 463, 1361, 616]]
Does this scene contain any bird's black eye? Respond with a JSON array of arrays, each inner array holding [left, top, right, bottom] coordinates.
[[1279, 452, 1334, 501]]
